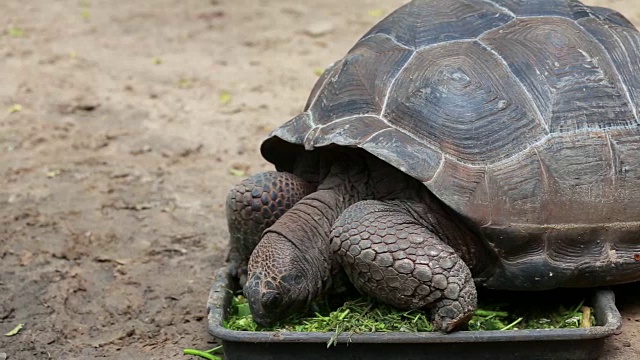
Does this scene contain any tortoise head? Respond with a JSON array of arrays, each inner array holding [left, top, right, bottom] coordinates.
[[243, 231, 324, 327]]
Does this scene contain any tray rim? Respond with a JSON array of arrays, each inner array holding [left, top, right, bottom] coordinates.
[[208, 266, 622, 345]]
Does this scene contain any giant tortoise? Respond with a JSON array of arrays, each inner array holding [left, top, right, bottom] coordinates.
[[226, 0, 640, 331]]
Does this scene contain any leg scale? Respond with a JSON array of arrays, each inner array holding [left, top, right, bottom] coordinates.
[[331, 200, 477, 332]]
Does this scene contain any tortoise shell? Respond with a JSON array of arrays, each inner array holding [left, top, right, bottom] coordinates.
[[261, 0, 640, 289]]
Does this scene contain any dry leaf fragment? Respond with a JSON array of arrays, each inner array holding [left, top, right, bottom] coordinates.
[[8, 26, 25, 37], [178, 78, 194, 89], [229, 168, 246, 177], [46, 169, 62, 178], [8, 104, 22, 114], [368, 9, 385, 17], [219, 91, 232, 105], [229, 163, 249, 177], [5, 323, 24, 336]]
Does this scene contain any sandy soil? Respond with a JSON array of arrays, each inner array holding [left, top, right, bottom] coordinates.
[[1, 0, 639, 359]]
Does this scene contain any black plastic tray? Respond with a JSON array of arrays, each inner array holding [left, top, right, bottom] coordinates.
[[208, 266, 622, 360]]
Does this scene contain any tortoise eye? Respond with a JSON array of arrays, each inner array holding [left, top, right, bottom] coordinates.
[[281, 273, 305, 286], [294, 274, 305, 285]]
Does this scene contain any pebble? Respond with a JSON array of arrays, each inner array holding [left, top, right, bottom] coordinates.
[[281, 5, 308, 16], [622, 340, 631, 347], [304, 21, 335, 37], [0, 352, 7, 360]]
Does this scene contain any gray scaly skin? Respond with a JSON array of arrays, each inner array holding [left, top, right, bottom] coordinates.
[[227, 154, 484, 331], [226, 171, 314, 284], [331, 200, 477, 331]]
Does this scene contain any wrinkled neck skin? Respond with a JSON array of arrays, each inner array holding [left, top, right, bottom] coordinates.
[[245, 153, 373, 326]]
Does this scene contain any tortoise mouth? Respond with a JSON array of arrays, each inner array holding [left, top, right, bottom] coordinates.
[[244, 272, 288, 327], [244, 271, 311, 327]]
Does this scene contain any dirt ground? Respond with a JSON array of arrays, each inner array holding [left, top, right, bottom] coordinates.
[[1, 0, 640, 359]]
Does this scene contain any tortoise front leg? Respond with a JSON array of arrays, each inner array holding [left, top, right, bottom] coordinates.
[[330, 200, 477, 332], [226, 171, 314, 284]]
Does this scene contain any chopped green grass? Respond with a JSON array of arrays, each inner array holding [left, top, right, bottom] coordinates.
[[224, 293, 596, 340], [183, 345, 223, 360], [224, 295, 434, 347], [466, 297, 593, 331]]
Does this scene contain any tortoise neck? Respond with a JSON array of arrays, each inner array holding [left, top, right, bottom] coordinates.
[[263, 158, 373, 294]]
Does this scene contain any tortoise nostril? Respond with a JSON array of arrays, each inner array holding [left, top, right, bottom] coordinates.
[[261, 291, 282, 310]]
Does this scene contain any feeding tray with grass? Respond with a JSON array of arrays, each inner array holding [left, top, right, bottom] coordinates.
[[207, 266, 622, 360]]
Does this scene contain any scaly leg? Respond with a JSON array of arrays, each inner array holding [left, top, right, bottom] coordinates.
[[331, 200, 477, 332], [226, 171, 314, 285]]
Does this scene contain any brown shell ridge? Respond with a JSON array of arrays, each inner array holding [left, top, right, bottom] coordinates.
[[358, 32, 415, 51], [425, 154, 447, 184], [305, 71, 332, 112], [306, 113, 387, 147], [408, 23, 516, 52], [304, 61, 339, 112], [574, 19, 640, 121], [528, 15, 639, 122], [482, 165, 493, 227], [485, 221, 640, 267], [481, 0, 517, 17], [486, 220, 640, 231], [308, 112, 445, 181], [496, 252, 616, 271], [489, 123, 640, 168], [605, 133, 617, 185], [419, 123, 639, 224], [476, 39, 550, 133], [380, 51, 417, 115], [480, 15, 639, 132], [304, 113, 640, 170], [265, 112, 445, 183], [303, 115, 640, 172]]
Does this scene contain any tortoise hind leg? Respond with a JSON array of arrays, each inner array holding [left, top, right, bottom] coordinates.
[[330, 200, 477, 332], [226, 171, 314, 285]]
